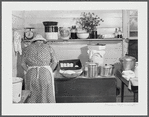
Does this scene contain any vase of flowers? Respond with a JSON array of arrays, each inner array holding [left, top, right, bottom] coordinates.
[[76, 12, 104, 39]]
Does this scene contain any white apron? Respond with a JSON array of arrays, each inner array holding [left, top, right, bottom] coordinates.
[[26, 65, 55, 103]]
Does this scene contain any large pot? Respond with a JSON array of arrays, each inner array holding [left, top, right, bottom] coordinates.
[[100, 64, 114, 77], [119, 55, 136, 71]]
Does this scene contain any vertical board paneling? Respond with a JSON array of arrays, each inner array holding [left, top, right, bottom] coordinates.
[[12, 15, 24, 29], [49, 42, 122, 66], [24, 10, 122, 35]]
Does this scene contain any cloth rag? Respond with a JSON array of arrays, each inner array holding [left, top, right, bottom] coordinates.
[[128, 78, 138, 90], [13, 31, 22, 55], [122, 70, 135, 81]]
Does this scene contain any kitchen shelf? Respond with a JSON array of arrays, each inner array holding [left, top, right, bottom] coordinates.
[[23, 38, 124, 47], [46, 38, 123, 42], [128, 38, 138, 40], [23, 38, 123, 43]]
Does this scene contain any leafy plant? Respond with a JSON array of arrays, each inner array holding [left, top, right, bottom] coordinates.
[[76, 12, 104, 33]]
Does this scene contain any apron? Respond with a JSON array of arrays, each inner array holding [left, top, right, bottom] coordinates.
[[26, 65, 55, 103]]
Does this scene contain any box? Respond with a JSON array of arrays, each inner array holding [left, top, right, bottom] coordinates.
[[59, 59, 82, 70]]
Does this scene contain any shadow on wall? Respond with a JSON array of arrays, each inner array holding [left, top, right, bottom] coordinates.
[[78, 46, 89, 67]]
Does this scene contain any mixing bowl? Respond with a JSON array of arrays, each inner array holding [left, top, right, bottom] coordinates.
[[77, 33, 89, 39]]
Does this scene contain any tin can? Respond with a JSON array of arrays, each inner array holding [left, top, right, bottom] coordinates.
[[88, 63, 98, 78]]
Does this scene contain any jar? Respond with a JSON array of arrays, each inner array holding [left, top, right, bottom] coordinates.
[[71, 26, 77, 39], [117, 27, 123, 38], [90, 26, 97, 39], [43, 21, 58, 40], [59, 27, 71, 40]]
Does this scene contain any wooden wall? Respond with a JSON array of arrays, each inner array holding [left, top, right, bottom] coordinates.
[[23, 10, 125, 64], [24, 10, 123, 37]]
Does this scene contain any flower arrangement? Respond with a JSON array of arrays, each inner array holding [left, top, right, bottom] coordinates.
[[76, 12, 104, 33]]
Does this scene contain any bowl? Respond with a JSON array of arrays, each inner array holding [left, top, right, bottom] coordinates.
[[59, 69, 83, 78], [77, 33, 89, 39]]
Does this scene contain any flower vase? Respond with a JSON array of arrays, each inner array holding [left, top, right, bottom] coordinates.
[[89, 27, 97, 39]]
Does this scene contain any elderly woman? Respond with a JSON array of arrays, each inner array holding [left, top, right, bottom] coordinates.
[[21, 34, 58, 103]]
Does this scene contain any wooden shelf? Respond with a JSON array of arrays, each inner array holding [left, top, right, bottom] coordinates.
[[128, 38, 138, 40], [46, 38, 123, 42]]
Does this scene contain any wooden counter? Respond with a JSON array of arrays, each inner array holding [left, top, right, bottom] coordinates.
[[54, 77, 117, 103]]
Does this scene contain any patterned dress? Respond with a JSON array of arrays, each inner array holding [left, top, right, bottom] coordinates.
[[22, 42, 57, 103]]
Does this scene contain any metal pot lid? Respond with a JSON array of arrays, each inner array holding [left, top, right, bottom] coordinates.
[[120, 56, 136, 61], [88, 62, 97, 66], [104, 64, 113, 68]]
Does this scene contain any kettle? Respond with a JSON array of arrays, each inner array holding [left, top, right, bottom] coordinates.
[[119, 54, 136, 71]]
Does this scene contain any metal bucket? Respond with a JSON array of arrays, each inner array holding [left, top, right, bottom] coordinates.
[[119, 55, 136, 71], [13, 77, 23, 103], [100, 64, 114, 77], [88, 63, 98, 78]]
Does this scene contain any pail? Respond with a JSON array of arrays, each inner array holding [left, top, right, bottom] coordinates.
[[88, 62, 98, 78], [13, 77, 23, 103]]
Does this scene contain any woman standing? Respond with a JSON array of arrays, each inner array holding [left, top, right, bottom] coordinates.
[[21, 34, 58, 103]]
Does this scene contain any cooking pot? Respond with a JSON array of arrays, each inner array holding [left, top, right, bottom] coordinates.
[[119, 55, 136, 71], [100, 64, 114, 77]]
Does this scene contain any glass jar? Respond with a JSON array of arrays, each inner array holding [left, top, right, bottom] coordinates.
[[59, 27, 71, 40], [90, 26, 97, 39], [71, 26, 77, 39]]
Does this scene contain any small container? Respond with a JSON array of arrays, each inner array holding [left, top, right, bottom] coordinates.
[[88, 62, 98, 78], [90, 26, 97, 39], [59, 27, 71, 40], [117, 27, 123, 38], [71, 26, 77, 39], [43, 21, 58, 40]]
